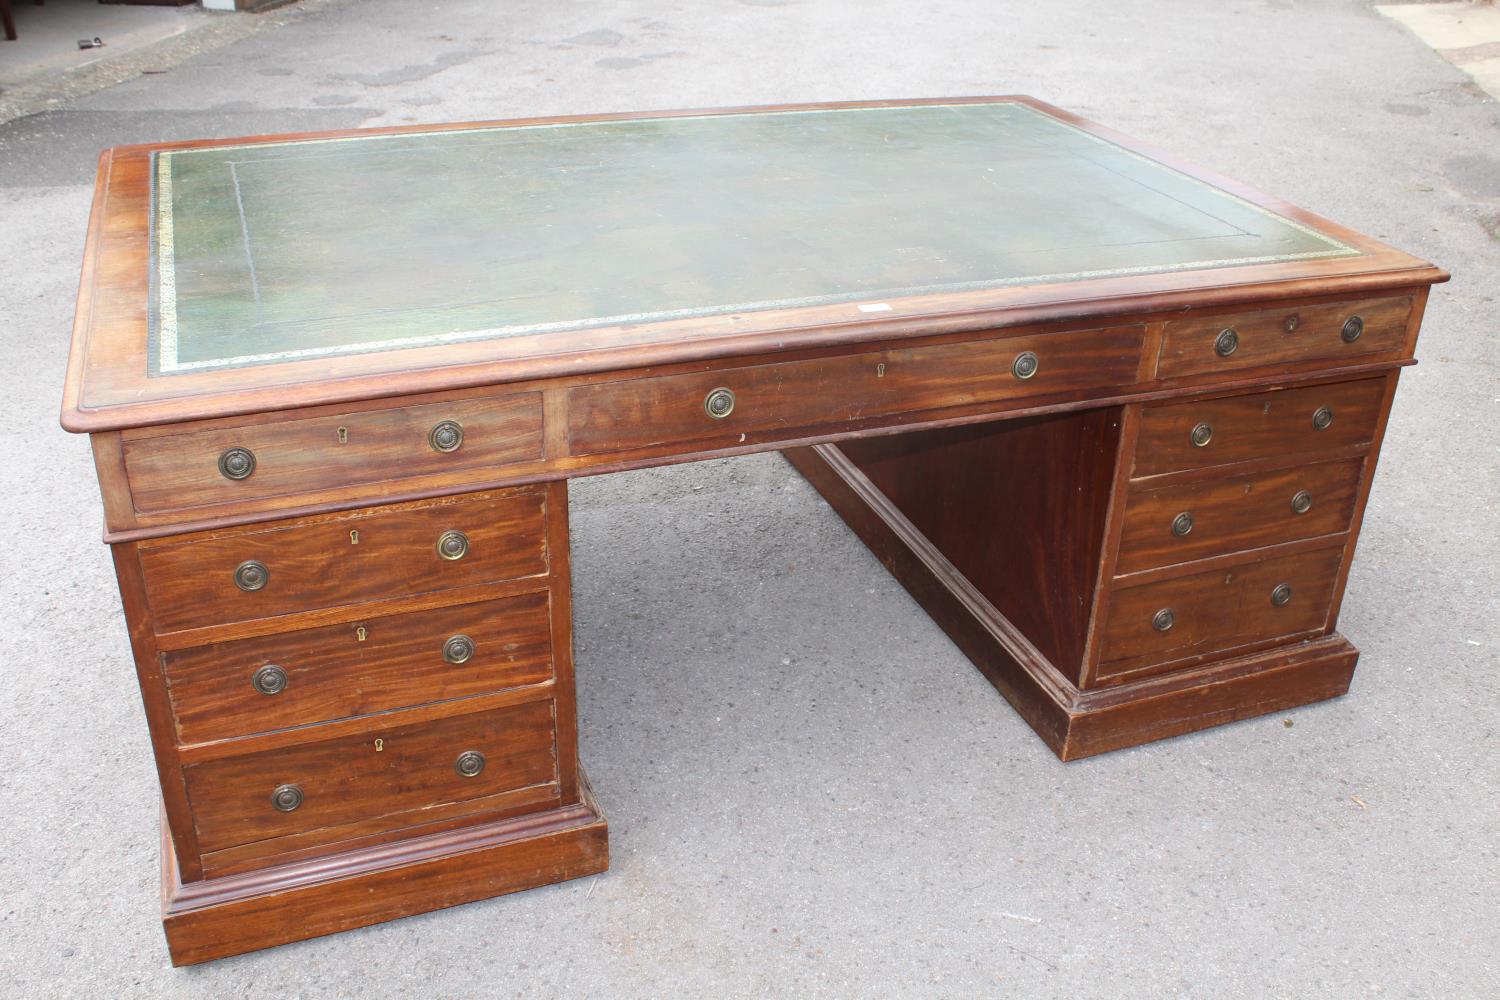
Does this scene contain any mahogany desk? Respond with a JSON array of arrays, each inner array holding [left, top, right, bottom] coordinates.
[[60, 98, 1446, 964]]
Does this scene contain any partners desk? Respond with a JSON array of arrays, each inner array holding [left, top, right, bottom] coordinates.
[[60, 98, 1446, 964]]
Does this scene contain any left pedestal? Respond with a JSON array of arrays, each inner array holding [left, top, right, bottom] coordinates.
[[103, 479, 606, 965]]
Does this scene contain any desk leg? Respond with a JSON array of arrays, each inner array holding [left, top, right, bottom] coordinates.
[[786, 416, 1358, 760]]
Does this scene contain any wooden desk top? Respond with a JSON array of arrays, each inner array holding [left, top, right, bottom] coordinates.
[[61, 97, 1444, 433]]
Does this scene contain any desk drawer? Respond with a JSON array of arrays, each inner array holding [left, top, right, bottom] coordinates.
[[1155, 296, 1409, 380], [1096, 546, 1344, 680], [184, 699, 557, 856], [121, 392, 544, 515], [1115, 458, 1363, 574], [164, 592, 555, 745], [1132, 378, 1387, 478], [139, 488, 549, 634], [567, 325, 1144, 456]]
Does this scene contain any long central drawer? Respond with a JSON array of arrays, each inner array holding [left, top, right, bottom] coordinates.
[[138, 488, 549, 633], [567, 324, 1145, 456]]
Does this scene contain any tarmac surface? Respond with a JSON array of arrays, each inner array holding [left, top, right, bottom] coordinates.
[[1, 1, 1496, 997]]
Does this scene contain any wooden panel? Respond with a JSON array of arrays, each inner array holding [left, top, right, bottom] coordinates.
[[836, 408, 1120, 683], [1096, 546, 1344, 678], [1116, 458, 1363, 574], [164, 591, 554, 745], [787, 442, 1360, 762], [123, 392, 543, 514], [1156, 295, 1409, 379], [161, 786, 608, 966], [568, 325, 1144, 457], [184, 700, 557, 856], [138, 488, 548, 633], [1132, 377, 1386, 478]]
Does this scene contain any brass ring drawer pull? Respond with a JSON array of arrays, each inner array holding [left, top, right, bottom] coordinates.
[[429, 420, 464, 453], [436, 529, 470, 561], [1011, 351, 1039, 380], [234, 559, 269, 592], [271, 784, 303, 812], [1190, 421, 1213, 447], [443, 634, 475, 665], [1214, 328, 1239, 357], [1270, 583, 1293, 607], [1311, 406, 1334, 431], [454, 750, 486, 778], [1171, 511, 1194, 537], [251, 664, 288, 695], [704, 387, 736, 419], [1152, 608, 1176, 632], [218, 446, 256, 481], [1341, 316, 1363, 343], [1290, 490, 1313, 515]]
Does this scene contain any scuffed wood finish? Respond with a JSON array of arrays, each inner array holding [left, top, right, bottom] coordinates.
[[138, 488, 548, 633], [163, 776, 608, 966], [568, 324, 1144, 458], [785, 443, 1363, 759], [1114, 458, 1363, 574], [837, 409, 1121, 683], [184, 699, 557, 857], [1131, 377, 1386, 478], [163, 590, 554, 745], [61, 99, 1446, 965], [1154, 295, 1410, 379], [123, 391, 543, 515], [60, 99, 1446, 435], [1095, 545, 1345, 679]]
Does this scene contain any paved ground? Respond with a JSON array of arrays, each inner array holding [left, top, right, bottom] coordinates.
[[2, 1, 1497, 997]]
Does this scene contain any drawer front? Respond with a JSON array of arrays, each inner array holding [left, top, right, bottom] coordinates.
[[1156, 296, 1409, 379], [1116, 458, 1363, 574], [122, 392, 544, 514], [1132, 378, 1387, 478], [567, 325, 1144, 456], [1097, 547, 1344, 678], [164, 592, 555, 745], [139, 488, 548, 633], [185, 699, 557, 855]]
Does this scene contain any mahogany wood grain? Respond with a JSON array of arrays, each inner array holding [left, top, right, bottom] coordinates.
[[543, 480, 582, 805], [94, 347, 1419, 544], [1325, 372, 1402, 632], [123, 391, 543, 515], [60, 99, 1446, 435], [110, 544, 205, 881], [163, 591, 554, 745], [200, 780, 563, 878], [1065, 637, 1358, 759], [1075, 402, 1143, 690], [138, 488, 549, 633], [1095, 544, 1345, 680], [57, 99, 1449, 964], [184, 699, 556, 856], [162, 778, 608, 966], [787, 442, 1361, 759], [1114, 457, 1364, 574], [176, 683, 555, 766], [1131, 377, 1386, 478], [1155, 295, 1409, 379], [837, 409, 1121, 683], [568, 325, 1144, 458]]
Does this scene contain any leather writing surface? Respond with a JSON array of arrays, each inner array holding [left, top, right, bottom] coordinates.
[[151, 103, 1354, 374]]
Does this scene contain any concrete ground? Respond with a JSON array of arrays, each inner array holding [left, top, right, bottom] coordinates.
[[0, 0, 206, 91], [2, 1, 1497, 996]]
